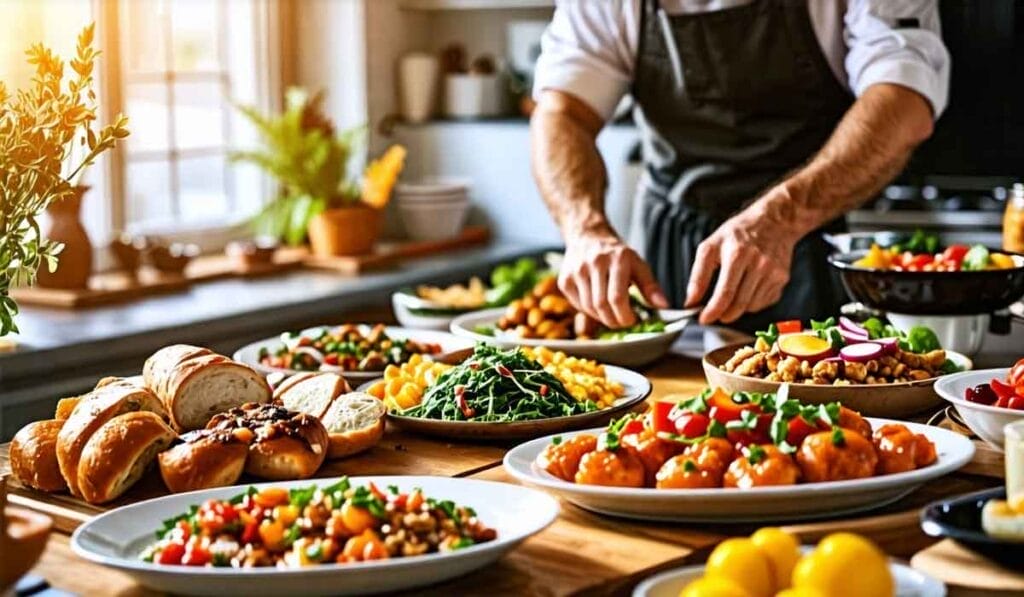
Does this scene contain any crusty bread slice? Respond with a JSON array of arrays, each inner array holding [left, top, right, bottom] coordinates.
[[54, 396, 83, 420], [271, 372, 318, 398], [320, 392, 385, 459], [56, 381, 168, 497], [275, 372, 350, 419], [143, 344, 214, 401], [163, 355, 272, 431], [77, 411, 176, 504]]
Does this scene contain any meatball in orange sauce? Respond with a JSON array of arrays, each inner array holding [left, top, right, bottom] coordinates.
[[724, 445, 800, 489], [575, 448, 645, 488], [656, 455, 722, 489], [623, 430, 685, 485], [873, 424, 937, 475], [684, 437, 734, 476], [796, 428, 878, 483], [837, 406, 872, 439], [538, 434, 597, 482]]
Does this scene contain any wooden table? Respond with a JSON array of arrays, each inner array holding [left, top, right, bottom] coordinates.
[[1, 356, 1007, 596]]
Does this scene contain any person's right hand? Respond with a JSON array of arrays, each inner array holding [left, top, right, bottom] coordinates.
[[559, 233, 669, 329]]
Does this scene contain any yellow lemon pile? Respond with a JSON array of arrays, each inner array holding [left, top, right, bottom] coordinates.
[[680, 529, 893, 597]]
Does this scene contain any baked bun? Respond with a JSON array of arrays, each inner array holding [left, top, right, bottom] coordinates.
[[54, 396, 83, 420], [77, 411, 176, 504], [159, 428, 252, 493], [9, 419, 67, 492], [56, 380, 168, 496], [274, 372, 351, 419], [208, 403, 328, 481], [321, 392, 385, 459], [144, 344, 272, 432]]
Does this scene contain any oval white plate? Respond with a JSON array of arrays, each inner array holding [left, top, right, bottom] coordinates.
[[934, 367, 1020, 451], [450, 307, 698, 367], [505, 419, 975, 523], [233, 326, 474, 383], [633, 547, 945, 597], [71, 476, 558, 596]]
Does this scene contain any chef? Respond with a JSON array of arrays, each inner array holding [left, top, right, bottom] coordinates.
[[530, 0, 949, 332]]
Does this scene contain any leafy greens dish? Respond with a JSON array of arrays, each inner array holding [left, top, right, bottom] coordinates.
[[719, 316, 959, 385], [537, 388, 938, 489], [141, 478, 495, 568]]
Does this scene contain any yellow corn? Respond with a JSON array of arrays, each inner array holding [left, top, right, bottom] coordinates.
[[521, 347, 624, 407]]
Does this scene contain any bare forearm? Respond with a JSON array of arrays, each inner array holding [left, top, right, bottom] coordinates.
[[756, 83, 935, 236], [530, 90, 612, 239]]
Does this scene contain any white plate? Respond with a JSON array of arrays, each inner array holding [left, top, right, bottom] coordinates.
[[233, 326, 474, 383], [450, 307, 698, 367], [71, 476, 558, 596], [934, 368, 1020, 451], [633, 547, 945, 597], [505, 419, 975, 523]]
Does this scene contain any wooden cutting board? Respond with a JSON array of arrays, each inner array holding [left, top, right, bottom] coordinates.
[[302, 225, 490, 275]]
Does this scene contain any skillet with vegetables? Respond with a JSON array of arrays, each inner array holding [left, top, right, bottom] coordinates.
[[719, 316, 959, 385], [537, 388, 937, 489], [141, 478, 495, 568], [853, 229, 1016, 272]]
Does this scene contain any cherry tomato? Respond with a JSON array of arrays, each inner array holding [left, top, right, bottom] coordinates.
[[157, 541, 186, 565], [1008, 395, 1024, 411], [651, 400, 677, 434], [324, 353, 340, 366], [941, 245, 970, 270], [182, 546, 211, 567], [991, 379, 1017, 402], [775, 320, 802, 334], [674, 412, 710, 438], [785, 415, 820, 446], [241, 519, 259, 544], [965, 384, 998, 405]]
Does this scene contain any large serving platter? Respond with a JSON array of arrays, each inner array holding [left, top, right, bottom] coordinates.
[[505, 420, 975, 523], [449, 307, 698, 367], [358, 365, 652, 441], [632, 547, 945, 597], [233, 325, 473, 382], [70, 476, 559, 596], [703, 342, 973, 418]]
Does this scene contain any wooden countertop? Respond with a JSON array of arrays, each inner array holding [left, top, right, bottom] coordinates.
[[1, 355, 1006, 596]]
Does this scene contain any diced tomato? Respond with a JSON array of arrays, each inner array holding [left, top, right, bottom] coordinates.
[[620, 418, 645, 436], [941, 245, 970, 270], [157, 541, 186, 565], [1008, 358, 1024, 388], [368, 482, 387, 501], [786, 416, 819, 447], [323, 353, 340, 366], [991, 379, 1017, 402], [1008, 395, 1024, 411], [775, 320, 802, 334], [241, 519, 259, 544], [674, 413, 710, 439], [651, 400, 677, 434], [726, 414, 772, 448], [391, 493, 408, 509], [182, 546, 211, 567], [707, 389, 751, 423], [906, 254, 934, 271]]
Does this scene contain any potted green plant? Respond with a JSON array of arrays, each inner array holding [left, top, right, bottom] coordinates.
[[0, 24, 129, 336], [232, 89, 406, 256]]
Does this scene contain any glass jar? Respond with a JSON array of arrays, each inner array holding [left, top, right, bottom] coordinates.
[[1005, 420, 1024, 512], [1004, 183, 1024, 253]]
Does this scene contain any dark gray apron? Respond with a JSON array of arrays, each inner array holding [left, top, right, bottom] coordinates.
[[632, 0, 853, 333]]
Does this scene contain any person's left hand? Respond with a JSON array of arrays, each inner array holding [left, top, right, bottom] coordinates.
[[685, 198, 800, 325]]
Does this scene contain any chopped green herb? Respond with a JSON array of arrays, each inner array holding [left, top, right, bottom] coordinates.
[[745, 445, 767, 464], [283, 523, 302, 547], [551, 435, 562, 445], [683, 460, 698, 473], [708, 419, 728, 438], [289, 485, 317, 509], [755, 323, 780, 346], [831, 427, 846, 447]]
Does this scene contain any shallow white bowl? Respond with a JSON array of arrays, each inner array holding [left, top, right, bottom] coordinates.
[[450, 307, 697, 367], [633, 547, 945, 597], [398, 200, 470, 242], [934, 367, 1020, 450], [71, 476, 558, 596], [391, 291, 479, 331], [505, 419, 975, 523]]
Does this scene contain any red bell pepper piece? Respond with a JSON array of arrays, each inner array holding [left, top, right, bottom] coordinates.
[[707, 388, 751, 423], [785, 415, 819, 447], [157, 541, 186, 565], [991, 379, 1017, 402], [1008, 358, 1024, 389], [674, 412, 710, 439], [775, 320, 802, 334], [620, 418, 645, 436], [651, 400, 677, 434], [941, 245, 970, 270]]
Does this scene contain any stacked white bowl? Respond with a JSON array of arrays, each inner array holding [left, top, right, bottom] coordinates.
[[395, 177, 471, 241]]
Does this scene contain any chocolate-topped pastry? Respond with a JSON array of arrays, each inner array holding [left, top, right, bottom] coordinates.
[[205, 402, 328, 481]]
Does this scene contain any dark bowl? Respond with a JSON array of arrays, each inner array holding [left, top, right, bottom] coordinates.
[[920, 486, 1024, 570], [828, 249, 1024, 315]]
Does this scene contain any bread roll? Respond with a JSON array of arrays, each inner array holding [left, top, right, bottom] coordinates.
[[9, 419, 67, 492], [320, 392, 386, 459], [77, 411, 176, 504], [56, 381, 168, 496], [207, 403, 328, 481], [159, 428, 252, 494], [144, 345, 272, 432], [54, 396, 82, 420], [274, 372, 351, 419]]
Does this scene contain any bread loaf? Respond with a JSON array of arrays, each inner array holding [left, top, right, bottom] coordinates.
[[144, 344, 272, 432], [9, 420, 67, 492], [207, 403, 328, 480], [56, 380, 168, 496], [158, 428, 252, 494], [274, 372, 350, 419], [77, 411, 176, 504]]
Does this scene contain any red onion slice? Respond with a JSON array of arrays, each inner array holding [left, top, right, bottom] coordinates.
[[839, 328, 870, 345], [839, 316, 869, 337], [872, 337, 900, 355], [839, 342, 883, 362]]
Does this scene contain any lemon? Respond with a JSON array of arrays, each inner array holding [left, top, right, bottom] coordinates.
[[705, 538, 774, 597], [679, 576, 752, 597], [792, 534, 894, 597], [775, 588, 828, 597], [749, 527, 800, 592]]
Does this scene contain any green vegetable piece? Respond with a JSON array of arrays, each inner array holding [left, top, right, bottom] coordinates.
[[962, 244, 990, 271], [755, 323, 779, 346], [683, 460, 698, 473], [831, 427, 846, 447], [906, 325, 941, 353], [745, 445, 767, 464], [289, 485, 317, 509]]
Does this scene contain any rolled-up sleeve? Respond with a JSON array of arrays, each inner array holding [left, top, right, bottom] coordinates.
[[844, 0, 951, 118], [532, 0, 633, 121]]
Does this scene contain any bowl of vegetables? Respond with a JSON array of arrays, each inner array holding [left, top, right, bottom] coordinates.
[[703, 316, 972, 418], [827, 229, 1024, 315], [392, 257, 549, 330], [933, 360, 1024, 450]]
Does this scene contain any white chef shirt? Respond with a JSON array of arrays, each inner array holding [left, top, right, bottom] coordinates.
[[533, 0, 950, 122]]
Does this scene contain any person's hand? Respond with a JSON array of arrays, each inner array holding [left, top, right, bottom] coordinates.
[[685, 202, 799, 325], [559, 233, 669, 329]]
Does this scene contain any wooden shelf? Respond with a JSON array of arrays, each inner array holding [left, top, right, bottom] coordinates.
[[399, 0, 553, 11]]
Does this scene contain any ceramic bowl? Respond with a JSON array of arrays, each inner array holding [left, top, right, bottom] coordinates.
[[391, 290, 479, 331], [933, 368, 1020, 450], [398, 200, 470, 242]]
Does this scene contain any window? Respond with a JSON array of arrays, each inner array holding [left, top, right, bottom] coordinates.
[[0, 0, 282, 247]]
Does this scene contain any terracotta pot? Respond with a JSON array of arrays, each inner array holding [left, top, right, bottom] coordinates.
[[1, 476, 52, 593], [307, 205, 382, 257], [36, 185, 93, 289]]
